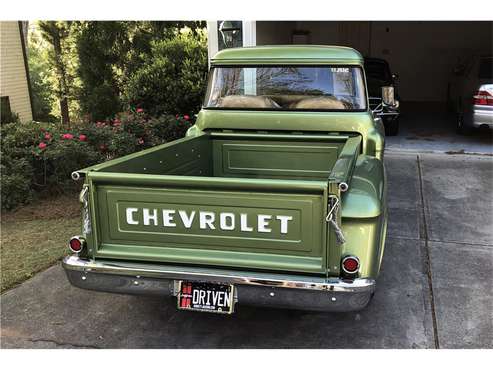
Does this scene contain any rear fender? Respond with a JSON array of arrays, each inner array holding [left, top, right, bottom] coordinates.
[[339, 155, 387, 278]]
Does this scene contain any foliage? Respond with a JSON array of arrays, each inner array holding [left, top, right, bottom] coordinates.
[[29, 21, 81, 123], [124, 28, 208, 117], [27, 21, 207, 122], [27, 28, 57, 122], [1, 122, 40, 209], [76, 21, 129, 121], [0, 112, 192, 210], [0, 108, 19, 125], [0, 158, 34, 210], [75, 21, 207, 121], [37, 21, 78, 125], [125, 21, 206, 77]]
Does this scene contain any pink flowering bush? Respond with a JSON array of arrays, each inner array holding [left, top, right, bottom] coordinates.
[[1, 112, 193, 209]]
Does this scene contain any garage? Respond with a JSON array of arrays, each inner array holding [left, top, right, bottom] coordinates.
[[207, 21, 493, 153]]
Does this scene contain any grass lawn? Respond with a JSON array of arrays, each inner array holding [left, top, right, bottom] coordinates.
[[1, 194, 81, 292]]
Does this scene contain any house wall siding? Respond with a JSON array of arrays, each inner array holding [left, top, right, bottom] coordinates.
[[0, 21, 33, 122]]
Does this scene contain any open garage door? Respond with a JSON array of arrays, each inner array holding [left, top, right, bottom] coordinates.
[[250, 21, 493, 153]]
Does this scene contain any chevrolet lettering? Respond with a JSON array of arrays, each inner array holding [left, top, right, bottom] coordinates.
[[64, 45, 390, 314], [124, 208, 294, 234]]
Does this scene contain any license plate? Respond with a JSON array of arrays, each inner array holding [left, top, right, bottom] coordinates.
[[177, 281, 235, 314]]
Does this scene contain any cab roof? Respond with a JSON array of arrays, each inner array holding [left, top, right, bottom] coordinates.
[[211, 45, 364, 65]]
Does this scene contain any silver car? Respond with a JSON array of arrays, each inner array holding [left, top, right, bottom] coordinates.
[[455, 55, 493, 134]]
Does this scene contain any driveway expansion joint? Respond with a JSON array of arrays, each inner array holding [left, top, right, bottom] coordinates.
[[389, 235, 493, 248], [417, 154, 440, 349], [387, 235, 420, 241], [427, 239, 493, 248], [28, 338, 101, 349]]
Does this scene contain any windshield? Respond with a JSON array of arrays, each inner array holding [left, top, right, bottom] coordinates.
[[204, 66, 367, 111]]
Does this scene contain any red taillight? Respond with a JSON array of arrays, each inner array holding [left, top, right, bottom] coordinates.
[[68, 236, 85, 253], [342, 256, 360, 274], [473, 90, 493, 106]]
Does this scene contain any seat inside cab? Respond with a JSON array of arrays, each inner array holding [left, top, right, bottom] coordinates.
[[216, 94, 352, 110]]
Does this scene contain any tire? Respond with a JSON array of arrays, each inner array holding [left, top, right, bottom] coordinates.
[[384, 117, 399, 136]]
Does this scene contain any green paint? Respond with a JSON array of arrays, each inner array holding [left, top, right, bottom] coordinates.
[[211, 45, 364, 65], [75, 45, 387, 279]]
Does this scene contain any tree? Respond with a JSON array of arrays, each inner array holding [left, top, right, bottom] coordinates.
[[75, 21, 207, 121], [125, 21, 206, 77], [124, 28, 208, 116], [28, 26, 57, 122], [76, 21, 130, 121], [38, 21, 75, 125]]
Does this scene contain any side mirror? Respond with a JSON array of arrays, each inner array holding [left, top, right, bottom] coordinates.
[[382, 86, 399, 109], [392, 73, 399, 81]]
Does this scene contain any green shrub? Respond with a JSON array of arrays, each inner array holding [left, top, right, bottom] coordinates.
[[74, 22, 207, 121], [124, 29, 208, 117], [1, 113, 192, 210], [146, 114, 192, 145], [1, 122, 41, 209], [0, 121, 101, 207], [0, 158, 34, 210], [78, 82, 122, 122], [35, 133, 102, 193], [0, 107, 19, 126], [76, 21, 127, 121]]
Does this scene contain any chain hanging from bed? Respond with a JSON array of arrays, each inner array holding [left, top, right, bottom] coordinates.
[[326, 195, 346, 245], [80, 184, 91, 236]]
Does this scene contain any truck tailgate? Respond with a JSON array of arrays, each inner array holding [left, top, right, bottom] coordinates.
[[89, 175, 328, 274]]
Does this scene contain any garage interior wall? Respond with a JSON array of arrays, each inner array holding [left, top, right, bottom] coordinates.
[[256, 21, 493, 110]]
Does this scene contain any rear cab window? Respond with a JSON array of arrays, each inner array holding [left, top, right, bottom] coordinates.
[[204, 66, 367, 111]]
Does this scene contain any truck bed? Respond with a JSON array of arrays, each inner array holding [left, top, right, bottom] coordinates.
[[78, 131, 362, 275], [93, 131, 355, 180]]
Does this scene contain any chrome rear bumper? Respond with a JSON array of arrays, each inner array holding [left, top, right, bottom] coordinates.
[[62, 255, 376, 312], [472, 108, 493, 128], [466, 105, 493, 128]]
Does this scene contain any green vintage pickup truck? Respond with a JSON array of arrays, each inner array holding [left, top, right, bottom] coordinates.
[[63, 45, 392, 313]]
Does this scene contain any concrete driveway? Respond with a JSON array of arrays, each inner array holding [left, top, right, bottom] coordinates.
[[1, 151, 492, 349], [385, 112, 493, 155]]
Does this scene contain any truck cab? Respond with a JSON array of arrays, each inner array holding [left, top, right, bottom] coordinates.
[[64, 45, 388, 313]]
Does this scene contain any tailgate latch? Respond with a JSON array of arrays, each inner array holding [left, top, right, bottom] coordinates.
[[326, 195, 346, 245]]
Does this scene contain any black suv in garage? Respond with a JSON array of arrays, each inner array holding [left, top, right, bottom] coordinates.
[[364, 57, 400, 136]]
